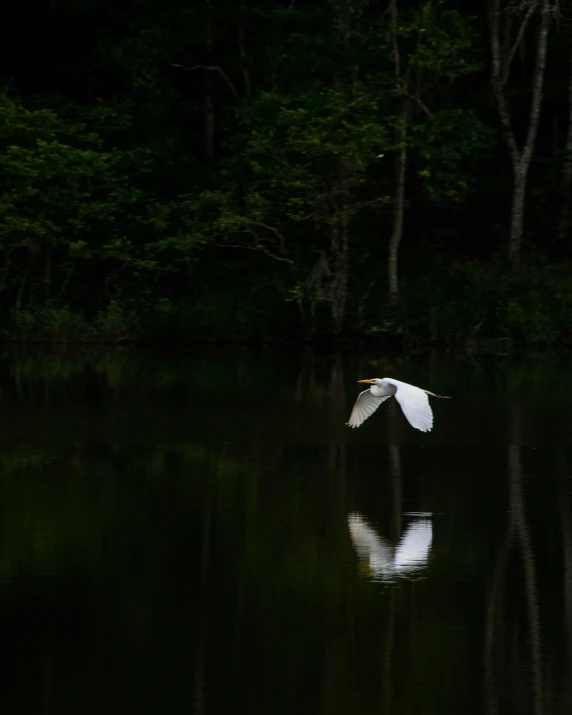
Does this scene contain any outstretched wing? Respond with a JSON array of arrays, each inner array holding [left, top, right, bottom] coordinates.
[[348, 512, 394, 578], [346, 389, 391, 428], [384, 378, 433, 432], [393, 518, 433, 574]]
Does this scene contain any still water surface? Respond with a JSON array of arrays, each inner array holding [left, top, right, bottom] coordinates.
[[0, 347, 571, 714]]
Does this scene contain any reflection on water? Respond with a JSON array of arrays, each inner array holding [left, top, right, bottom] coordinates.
[[348, 512, 433, 582], [484, 407, 544, 715], [0, 348, 571, 713]]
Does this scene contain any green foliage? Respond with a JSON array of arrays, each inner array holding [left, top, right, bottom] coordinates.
[[242, 84, 392, 220], [0, 137, 137, 247], [191, 81, 395, 329], [410, 109, 496, 200], [395, 262, 572, 345], [400, 2, 481, 77], [0, 0, 569, 344], [90, 301, 142, 341], [7, 307, 89, 342], [0, 91, 160, 287], [7, 302, 142, 342]]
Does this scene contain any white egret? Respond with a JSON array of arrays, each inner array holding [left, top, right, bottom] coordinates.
[[348, 512, 433, 581], [346, 377, 450, 432]]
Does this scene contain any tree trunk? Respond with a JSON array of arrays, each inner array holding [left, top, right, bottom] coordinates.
[[329, 1, 351, 335], [44, 248, 52, 305], [489, 0, 551, 272], [0, 251, 12, 293], [557, 53, 572, 242], [15, 253, 33, 313], [389, 119, 406, 303], [204, 0, 215, 163], [238, 0, 252, 98], [330, 221, 349, 336], [388, 0, 406, 303], [56, 262, 75, 303], [508, 165, 528, 272]]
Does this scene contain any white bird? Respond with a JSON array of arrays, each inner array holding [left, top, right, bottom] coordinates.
[[346, 377, 450, 432], [348, 512, 433, 581]]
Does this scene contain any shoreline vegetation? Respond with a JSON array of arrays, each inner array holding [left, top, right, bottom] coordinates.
[[2, 346, 572, 403], [2, 2, 572, 348], [5, 260, 572, 347]]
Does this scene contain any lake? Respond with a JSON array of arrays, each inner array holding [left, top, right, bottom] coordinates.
[[0, 346, 571, 714]]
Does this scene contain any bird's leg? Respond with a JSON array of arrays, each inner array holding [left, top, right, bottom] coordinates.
[[424, 390, 451, 399]]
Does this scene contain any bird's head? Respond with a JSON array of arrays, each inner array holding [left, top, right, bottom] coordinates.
[[358, 378, 382, 386]]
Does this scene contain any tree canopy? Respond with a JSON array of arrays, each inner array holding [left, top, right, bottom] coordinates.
[[1, 0, 571, 345]]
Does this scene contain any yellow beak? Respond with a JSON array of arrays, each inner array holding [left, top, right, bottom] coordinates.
[[357, 379, 375, 383]]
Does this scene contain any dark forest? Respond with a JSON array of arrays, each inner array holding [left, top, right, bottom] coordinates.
[[0, 0, 570, 345]]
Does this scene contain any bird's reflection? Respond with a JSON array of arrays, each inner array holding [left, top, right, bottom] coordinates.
[[348, 512, 433, 582]]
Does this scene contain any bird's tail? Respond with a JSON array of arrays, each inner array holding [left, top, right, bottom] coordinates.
[[424, 390, 450, 399]]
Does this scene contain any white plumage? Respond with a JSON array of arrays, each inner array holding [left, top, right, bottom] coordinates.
[[348, 512, 433, 581], [346, 377, 449, 432]]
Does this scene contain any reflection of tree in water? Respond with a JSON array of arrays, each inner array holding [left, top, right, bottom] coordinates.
[[558, 449, 572, 707], [484, 407, 543, 715], [194, 488, 212, 715], [328, 353, 345, 408], [294, 348, 317, 402], [293, 350, 346, 411], [13, 350, 572, 714]]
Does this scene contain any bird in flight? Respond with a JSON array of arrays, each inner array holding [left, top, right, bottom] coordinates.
[[347, 377, 450, 432]]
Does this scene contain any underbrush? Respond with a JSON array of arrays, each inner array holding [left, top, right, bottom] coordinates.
[[6, 302, 141, 343], [3, 261, 572, 346], [392, 260, 572, 345]]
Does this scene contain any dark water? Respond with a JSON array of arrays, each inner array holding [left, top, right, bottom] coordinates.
[[0, 347, 571, 714]]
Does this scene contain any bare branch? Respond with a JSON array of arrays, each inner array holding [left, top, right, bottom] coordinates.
[[489, 0, 521, 163], [389, 0, 400, 79], [352, 198, 385, 211], [504, 1, 538, 82], [557, 52, 572, 241], [306, 251, 332, 288], [249, 221, 283, 236], [521, 0, 550, 166], [360, 272, 382, 304], [212, 226, 294, 265], [217, 242, 295, 265], [172, 63, 240, 101], [396, 88, 431, 115], [238, 0, 253, 98]]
